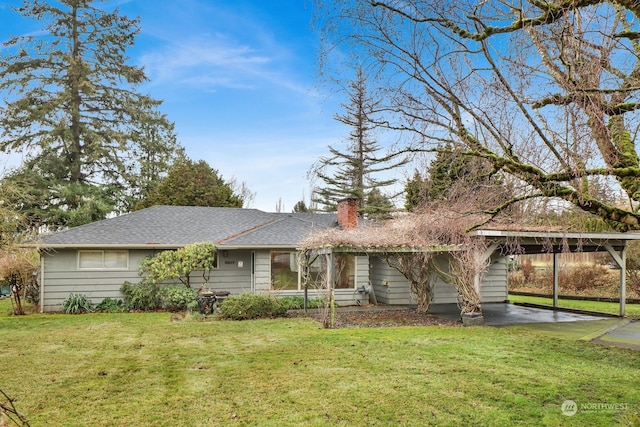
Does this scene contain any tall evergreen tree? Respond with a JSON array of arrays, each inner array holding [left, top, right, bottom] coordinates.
[[311, 67, 406, 215], [292, 200, 311, 213], [405, 145, 508, 212], [0, 0, 181, 230], [134, 159, 244, 210]]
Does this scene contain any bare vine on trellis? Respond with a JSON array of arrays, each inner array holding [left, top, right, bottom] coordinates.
[[297, 250, 334, 328], [301, 196, 512, 314], [299, 201, 495, 316], [0, 389, 30, 427], [384, 252, 436, 313]]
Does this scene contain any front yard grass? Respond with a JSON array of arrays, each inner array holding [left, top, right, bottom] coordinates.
[[1, 299, 639, 426], [509, 293, 640, 317]]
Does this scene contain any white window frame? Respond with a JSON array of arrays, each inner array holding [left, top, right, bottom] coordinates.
[[270, 250, 301, 290], [78, 250, 129, 270], [334, 253, 357, 289]]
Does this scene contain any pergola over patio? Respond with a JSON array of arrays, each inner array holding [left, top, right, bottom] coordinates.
[[470, 229, 640, 316]]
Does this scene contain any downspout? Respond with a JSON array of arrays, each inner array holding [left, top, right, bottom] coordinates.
[[251, 251, 255, 294], [40, 252, 45, 313]]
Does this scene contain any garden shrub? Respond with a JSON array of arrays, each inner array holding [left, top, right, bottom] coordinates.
[[120, 281, 159, 311], [520, 259, 535, 283], [278, 295, 325, 310], [95, 297, 125, 313], [218, 293, 287, 320], [509, 262, 623, 296], [626, 241, 640, 294], [157, 285, 198, 312], [559, 264, 612, 292], [62, 293, 93, 314]]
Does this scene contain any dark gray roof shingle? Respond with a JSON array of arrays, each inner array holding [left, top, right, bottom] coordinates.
[[38, 205, 337, 248]]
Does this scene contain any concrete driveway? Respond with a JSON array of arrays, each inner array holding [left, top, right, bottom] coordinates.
[[429, 302, 612, 326], [430, 303, 640, 350]]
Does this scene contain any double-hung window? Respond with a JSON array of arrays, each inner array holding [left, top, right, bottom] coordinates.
[[78, 250, 129, 270]]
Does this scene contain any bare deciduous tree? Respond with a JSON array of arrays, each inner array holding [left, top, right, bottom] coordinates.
[[316, 0, 640, 230]]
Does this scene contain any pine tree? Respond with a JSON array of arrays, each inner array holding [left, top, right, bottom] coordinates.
[[311, 67, 406, 215], [0, 0, 181, 229]]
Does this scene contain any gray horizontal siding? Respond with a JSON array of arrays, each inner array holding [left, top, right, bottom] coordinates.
[[370, 258, 413, 305], [42, 249, 150, 311], [254, 250, 272, 293], [355, 256, 369, 289], [42, 248, 256, 312], [205, 250, 253, 294], [42, 247, 507, 312], [368, 253, 508, 307], [480, 257, 508, 302]]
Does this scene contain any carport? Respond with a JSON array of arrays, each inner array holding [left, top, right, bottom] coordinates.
[[470, 229, 640, 317]]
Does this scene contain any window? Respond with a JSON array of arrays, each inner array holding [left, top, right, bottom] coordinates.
[[79, 250, 128, 270], [334, 254, 356, 289], [271, 251, 299, 290], [271, 251, 357, 291]]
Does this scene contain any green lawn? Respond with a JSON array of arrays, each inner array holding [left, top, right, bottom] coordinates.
[[509, 294, 640, 317], [1, 298, 639, 426]]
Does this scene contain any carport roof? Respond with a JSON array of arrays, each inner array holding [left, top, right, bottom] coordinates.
[[309, 229, 640, 255], [469, 229, 640, 253]]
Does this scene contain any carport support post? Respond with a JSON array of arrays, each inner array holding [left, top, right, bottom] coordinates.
[[552, 252, 559, 309], [619, 246, 627, 317], [621, 247, 626, 317], [604, 244, 626, 317]]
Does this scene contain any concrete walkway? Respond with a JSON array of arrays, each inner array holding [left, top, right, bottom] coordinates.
[[590, 320, 640, 350]]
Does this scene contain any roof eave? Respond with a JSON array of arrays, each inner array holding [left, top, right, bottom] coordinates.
[[470, 229, 640, 241], [26, 243, 185, 250]]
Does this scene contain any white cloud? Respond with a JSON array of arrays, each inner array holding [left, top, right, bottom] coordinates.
[[139, 34, 273, 89], [135, 0, 311, 96]]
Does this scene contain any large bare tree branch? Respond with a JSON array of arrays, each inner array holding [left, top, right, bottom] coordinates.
[[317, 0, 640, 230]]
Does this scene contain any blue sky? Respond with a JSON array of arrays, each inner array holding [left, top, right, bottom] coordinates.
[[0, 0, 371, 212]]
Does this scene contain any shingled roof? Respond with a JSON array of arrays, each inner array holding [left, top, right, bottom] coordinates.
[[36, 206, 339, 249]]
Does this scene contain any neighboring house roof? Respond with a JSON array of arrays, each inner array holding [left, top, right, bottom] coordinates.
[[35, 205, 339, 249]]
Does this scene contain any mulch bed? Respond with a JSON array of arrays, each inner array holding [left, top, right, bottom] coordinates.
[[291, 308, 460, 328]]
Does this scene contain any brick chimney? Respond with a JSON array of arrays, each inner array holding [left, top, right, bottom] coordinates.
[[337, 197, 358, 230]]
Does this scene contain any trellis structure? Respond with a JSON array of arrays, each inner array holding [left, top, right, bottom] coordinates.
[[300, 228, 640, 320]]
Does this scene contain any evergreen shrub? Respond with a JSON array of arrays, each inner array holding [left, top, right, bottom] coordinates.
[[120, 281, 158, 311], [218, 293, 286, 320], [62, 293, 93, 314]]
